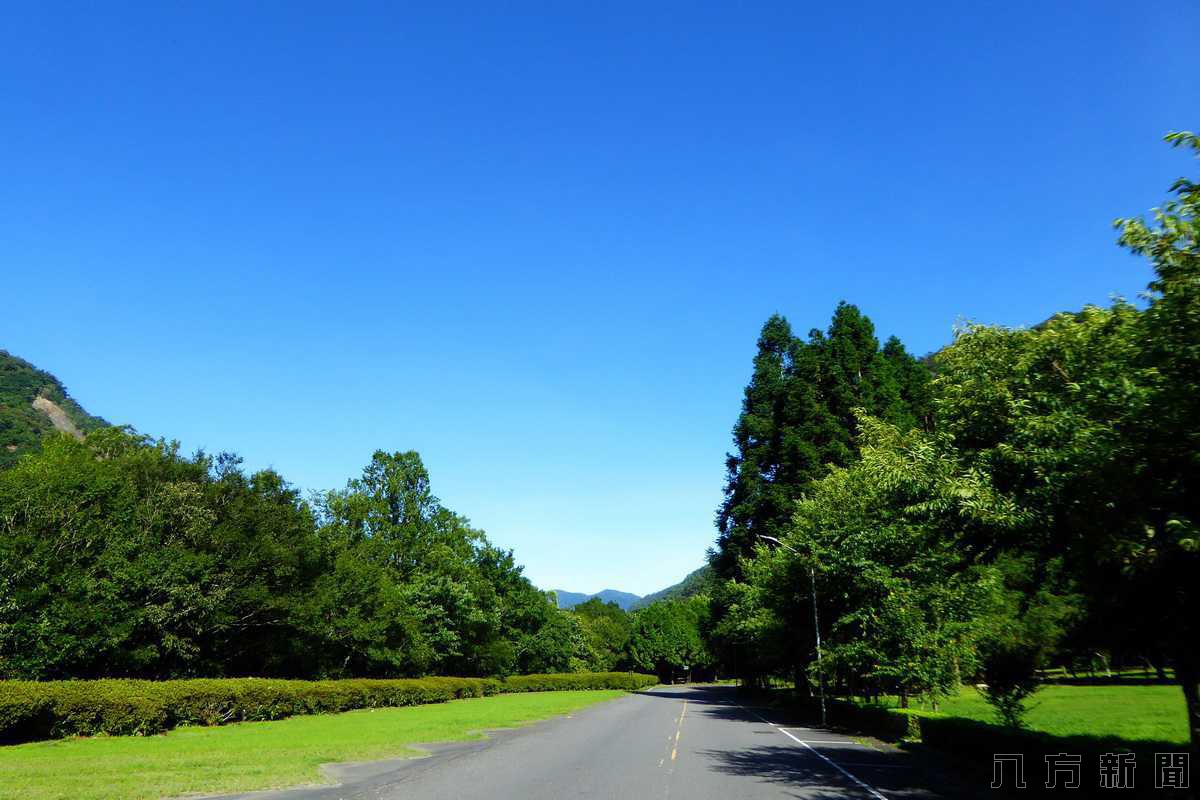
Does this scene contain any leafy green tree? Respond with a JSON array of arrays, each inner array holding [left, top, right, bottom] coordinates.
[[712, 305, 930, 684], [320, 450, 558, 677], [517, 606, 590, 673], [303, 546, 431, 677], [571, 598, 632, 671], [706, 134, 1200, 752], [0, 430, 319, 678], [1114, 131, 1200, 757], [200, 457, 329, 676], [973, 557, 1075, 727], [469, 544, 556, 676], [628, 598, 712, 683], [754, 425, 986, 708], [0, 435, 573, 681]]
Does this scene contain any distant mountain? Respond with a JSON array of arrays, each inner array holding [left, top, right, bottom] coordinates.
[[551, 590, 591, 608], [552, 570, 717, 613], [552, 588, 642, 611], [0, 350, 108, 468], [630, 565, 715, 610]]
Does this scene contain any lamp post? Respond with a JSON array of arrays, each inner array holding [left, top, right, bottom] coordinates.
[[759, 534, 828, 727]]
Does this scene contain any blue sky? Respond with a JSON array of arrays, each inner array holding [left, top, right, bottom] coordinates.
[[3, 2, 1197, 595]]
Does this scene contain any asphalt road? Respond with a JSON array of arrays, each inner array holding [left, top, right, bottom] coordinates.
[[215, 685, 979, 800]]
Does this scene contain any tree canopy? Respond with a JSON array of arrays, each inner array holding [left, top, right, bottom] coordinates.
[[706, 132, 1200, 757]]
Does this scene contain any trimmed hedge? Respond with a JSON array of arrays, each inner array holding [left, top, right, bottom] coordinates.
[[826, 699, 921, 741], [501, 672, 658, 692], [0, 672, 657, 744]]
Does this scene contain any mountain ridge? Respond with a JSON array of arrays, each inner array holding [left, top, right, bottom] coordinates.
[[551, 588, 641, 610], [0, 350, 108, 468], [552, 565, 717, 612], [629, 565, 714, 609]]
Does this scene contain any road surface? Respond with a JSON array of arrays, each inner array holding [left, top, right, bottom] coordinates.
[[215, 685, 978, 799]]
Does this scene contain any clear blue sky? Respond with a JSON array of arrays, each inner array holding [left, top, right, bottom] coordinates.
[[3, 2, 1197, 595]]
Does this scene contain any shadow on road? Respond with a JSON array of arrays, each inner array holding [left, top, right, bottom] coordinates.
[[701, 743, 870, 800], [637, 685, 739, 702], [703, 743, 976, 800], [641, 685, 990, 799], [637, 685, 757, 723]]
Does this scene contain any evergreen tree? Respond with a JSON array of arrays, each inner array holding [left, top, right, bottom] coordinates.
[[714, 304, 929, 581], [711, 303, 931, 684], [881, 336, 933, 431], [713, 314, 800, 579], [815, 302, 884, 459]]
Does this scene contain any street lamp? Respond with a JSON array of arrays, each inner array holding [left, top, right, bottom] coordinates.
[[759, 534, 828, 727]]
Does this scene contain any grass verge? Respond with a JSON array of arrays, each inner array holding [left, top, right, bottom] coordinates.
[[0, 689, 624, 800], [864, 683, 1188, 744]]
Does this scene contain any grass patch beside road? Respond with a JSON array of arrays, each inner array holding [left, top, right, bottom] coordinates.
[[0, 689, 624, 800], [866, 684, 1188, 745]]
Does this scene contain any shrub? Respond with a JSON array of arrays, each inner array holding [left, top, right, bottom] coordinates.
[[0, 672, 655, 743], [979, 644, 1042, 728], [502, 672, 658, 693]]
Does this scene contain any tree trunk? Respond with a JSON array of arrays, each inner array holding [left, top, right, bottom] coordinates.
[[899, 687, 909, 709]]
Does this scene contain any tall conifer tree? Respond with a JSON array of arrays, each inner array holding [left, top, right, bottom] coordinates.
[[714, 304, 928, 583]]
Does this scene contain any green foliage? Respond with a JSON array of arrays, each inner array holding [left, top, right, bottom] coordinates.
[[515, 608, 591, 674], [710, 134, 1200, 756], [0, 676, 499, 742], [499, 671, 656, 692], [627, 597, 712, 682], [972, 556, 1076, 726], [0, 432, 561, 682], [978, 647, 1040, 729], [752, 433, 987, 706], [315, 449, 555, 678], [710, 304, 931, 684], [570, 598, 632, 671], [1112, 130, 1200, 752], [0, 672, 655, 743]]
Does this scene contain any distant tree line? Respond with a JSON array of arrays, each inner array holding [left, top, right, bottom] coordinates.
[[707, 132, 1200, 758], [0, 429, 710, 682]]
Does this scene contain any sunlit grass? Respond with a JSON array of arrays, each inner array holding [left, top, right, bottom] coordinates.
[[0, 689, 624, 800], [869, 684, 1187, 744]]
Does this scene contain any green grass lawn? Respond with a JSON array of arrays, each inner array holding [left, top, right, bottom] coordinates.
[[866, 684, 1188, 745], [0, 689, 625, 800]]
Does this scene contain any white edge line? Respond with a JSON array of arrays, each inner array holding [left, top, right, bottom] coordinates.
[[741, 705, 889, 800]]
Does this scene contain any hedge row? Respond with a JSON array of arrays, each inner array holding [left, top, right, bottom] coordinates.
[[0, 672, 658, 743], [825, 699, 921, 740], [500, 672, 658, 693]]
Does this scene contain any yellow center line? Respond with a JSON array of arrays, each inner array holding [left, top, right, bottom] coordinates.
[[670, 699, 688, 761]]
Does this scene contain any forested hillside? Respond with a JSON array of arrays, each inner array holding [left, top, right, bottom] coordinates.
[[0, 350, 107, 468], [631, 566, 714, 609], [553, 589, 641, 610]]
